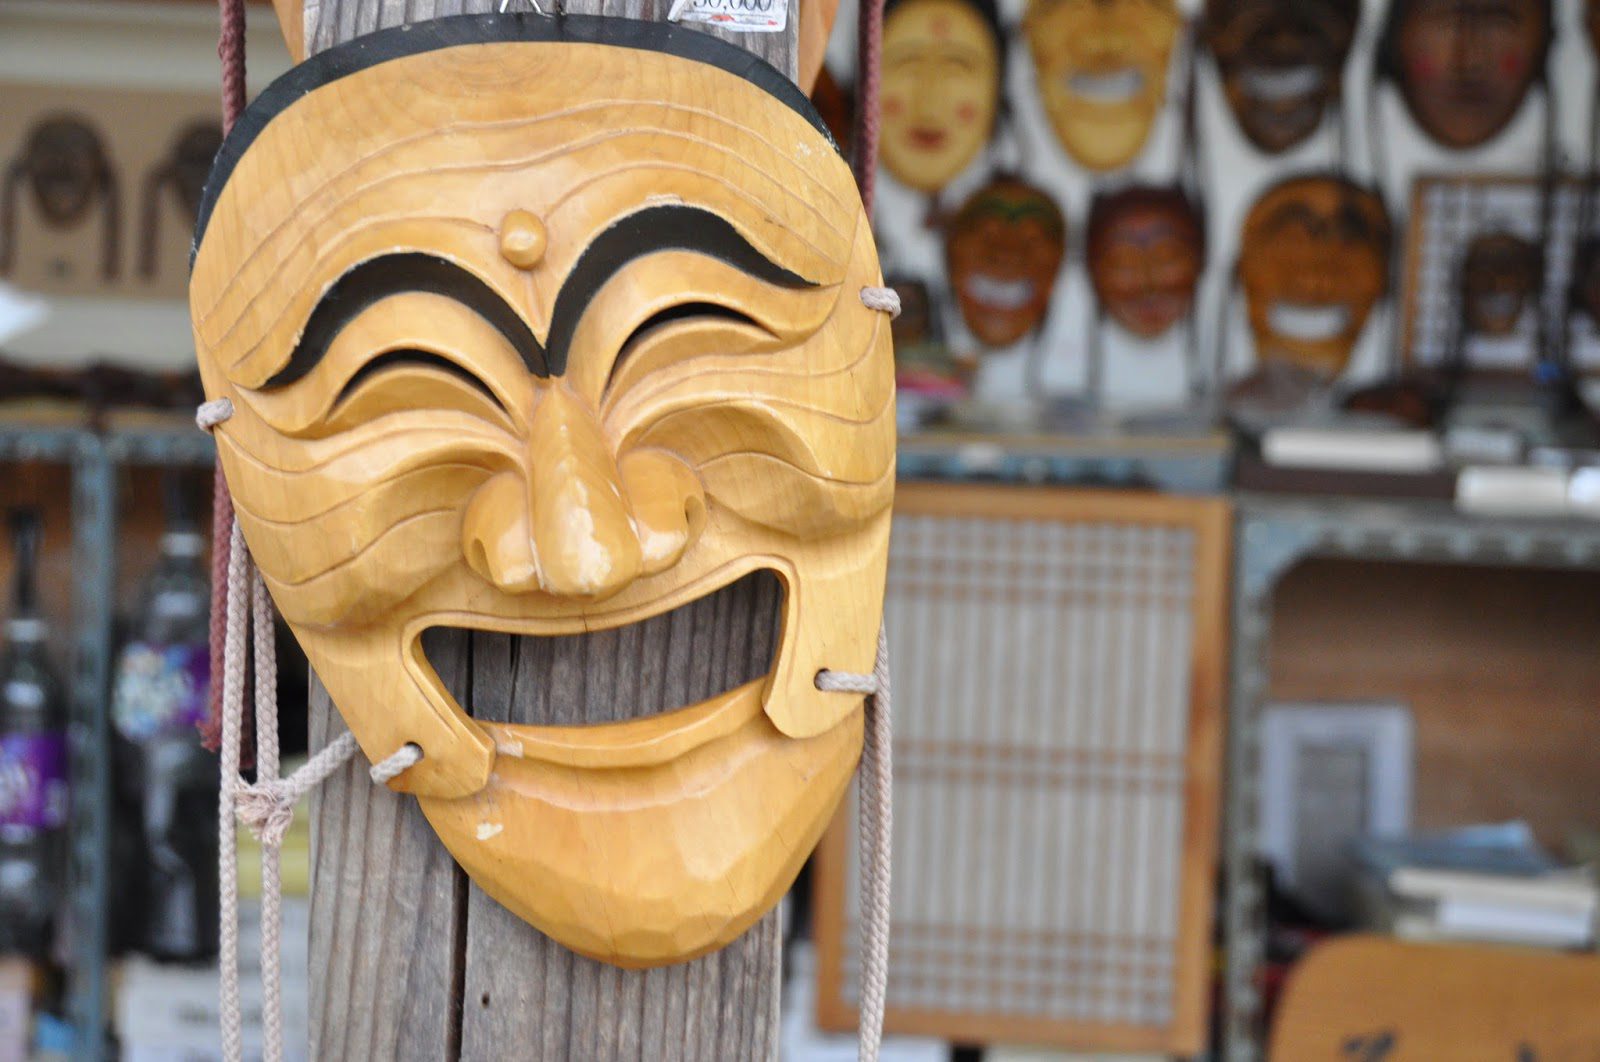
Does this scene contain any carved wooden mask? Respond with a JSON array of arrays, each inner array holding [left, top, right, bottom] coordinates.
[[1202, 0, 1358, 154], [1023, 0, 1182, 172], [1240, 175, 1390, 378], [1, 114, 119, 280], [1087, 185, 1204, 339], [1385, 0, 1550, 149], [944, 176, 1066, 347], [1461, 232, 1541, 337], [190, 17, 894, 968], [880, 0, 1001, 192]]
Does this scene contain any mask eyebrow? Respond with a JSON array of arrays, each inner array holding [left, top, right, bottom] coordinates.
[[543, 205, 816, 376], [258, 253, 547, 390]]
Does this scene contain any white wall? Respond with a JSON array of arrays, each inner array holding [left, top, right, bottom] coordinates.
[[832, 0, 1600, 414]]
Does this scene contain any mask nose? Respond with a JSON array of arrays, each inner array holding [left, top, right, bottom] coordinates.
[[462, 383, 706, 600]]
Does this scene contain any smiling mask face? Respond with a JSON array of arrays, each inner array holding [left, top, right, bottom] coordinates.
[[1087, 185, 1204, 338], [945, 176, 1066, 347], [880, 0, 1000, 192], [1390, 0, 1548, 149], [1462, 232, 1540, 337], [190, 18, 894, 968], [1203, 0, 1358, 153], [1240, 176, 1390, 378], [1023, 0, 1181, 172]]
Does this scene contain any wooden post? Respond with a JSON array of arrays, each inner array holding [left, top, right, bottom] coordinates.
[[300, 3, 799, 1059]]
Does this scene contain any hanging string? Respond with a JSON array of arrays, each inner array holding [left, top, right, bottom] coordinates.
[[852, 0, 885, 212]]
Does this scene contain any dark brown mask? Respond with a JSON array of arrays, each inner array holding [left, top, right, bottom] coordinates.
[[1387, 0, 1550, 149], [945, 176, 1067, 347], [1203, 0, 1359, 154], [18, 116, 111, 225], [1461, 231, 1540, 337], [1087, 185, 1205, 339]]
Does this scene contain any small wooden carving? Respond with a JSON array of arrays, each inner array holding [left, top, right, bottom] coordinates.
[[945, 175, 1066, 348], [879, 0, 1002, 193], [1381, 0, 1551, 150], [191, 15, 894, 967], [1087, 184, 1205, 339], [1240, 174, 1390, 380], [0, 114, 119, 281], [1023, 0, 1182, 173], [1202, 0, 1358, 154], [139, 121, 223, 279], [1461, 232, 1541, 340]]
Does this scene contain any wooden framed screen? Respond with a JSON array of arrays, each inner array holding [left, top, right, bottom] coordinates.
[[814, 484, 1230, 1054]]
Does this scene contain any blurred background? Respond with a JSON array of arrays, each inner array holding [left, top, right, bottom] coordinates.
[[2, 0, 1600, 1059]]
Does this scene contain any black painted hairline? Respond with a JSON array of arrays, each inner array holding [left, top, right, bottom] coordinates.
[[193, 13, 839, 249]]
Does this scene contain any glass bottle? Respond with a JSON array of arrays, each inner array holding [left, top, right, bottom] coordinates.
[[0, 509, 68, 959], [111, 477, 217, 962]]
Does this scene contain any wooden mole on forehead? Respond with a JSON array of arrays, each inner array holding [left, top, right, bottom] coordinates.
[[205, 2, 890, 1058]]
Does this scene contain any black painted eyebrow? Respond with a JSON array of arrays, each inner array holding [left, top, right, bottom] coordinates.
[[259, 253, 546, 390], [542, 205, 816, 376]]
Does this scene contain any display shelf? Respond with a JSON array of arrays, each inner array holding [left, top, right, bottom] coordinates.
[[1222, 494, 1600, 1061], [0, 417, 213, 1062], [897, 429, 1232, 493]]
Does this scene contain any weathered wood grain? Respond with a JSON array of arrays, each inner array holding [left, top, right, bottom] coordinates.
[[300, 1, 801, 1057]]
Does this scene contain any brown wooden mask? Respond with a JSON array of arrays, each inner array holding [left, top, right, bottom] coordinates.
[[944, 176, 1066, 347], [1461, 232, 1541, 337], [1023, 0, 1182, 172], [1240, 175, 1390, 378], [880, 0, 1002, 192], [1385, 0, 1550, 149], [1202, 0, 1358, 154], [1087, 185, 1204, 338], [190, 17, 894, 968], [1, 115, 120, 281]]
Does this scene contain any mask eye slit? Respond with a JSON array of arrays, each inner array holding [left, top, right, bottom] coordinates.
[[607, 303, 766, 388], [334, 349, 510, 414]]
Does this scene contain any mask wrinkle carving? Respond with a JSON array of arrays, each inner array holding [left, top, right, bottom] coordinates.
[[190, 18, 893, 967]]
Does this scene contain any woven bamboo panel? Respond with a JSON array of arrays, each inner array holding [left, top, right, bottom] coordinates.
[[815, 484, 1230, 1054]]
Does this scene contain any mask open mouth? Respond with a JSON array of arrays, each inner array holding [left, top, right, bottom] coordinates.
[[417, 570, 784, 739], [1241, 64, 1324, 103], [963, 273, 1037, 311], [1269, 300, 1350, 342], [1067, 67, 1145, 105]]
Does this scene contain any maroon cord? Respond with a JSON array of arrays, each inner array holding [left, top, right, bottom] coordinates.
[[851, 0, 884, 213], [203, 0, 249, 754]]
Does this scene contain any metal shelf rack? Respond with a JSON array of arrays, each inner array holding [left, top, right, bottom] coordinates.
[[0, 418, 214, 1062], [1222, 494, 1600, 1061]]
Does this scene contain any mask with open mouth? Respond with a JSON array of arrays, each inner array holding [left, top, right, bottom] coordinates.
[[1202, 0, 1358, 154], [945, 176, 1066, 347], [1022, 0, 1182, 172], [1240, 175, 1390, 379], [1087, 184, 1205, 339], [189, 16, 895, 968], [1381, 0, 1551, 150], [880, 0, 1002, 193], [1461, 232, 1541, 338]]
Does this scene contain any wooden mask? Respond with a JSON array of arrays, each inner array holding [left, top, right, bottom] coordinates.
[[1023, 0, 1182, 172], [1202, 0, 1358, 154], [190, 17, 895, 968], [1, 115, 120, 281], [1087, 185, 1204, 339], [880, 0, 1002, 192], [944, 176, 1066, 347], [1384, 0, 1550, 149], [1240, 175, 1390, 378], [1461, 232, 1541, 337]]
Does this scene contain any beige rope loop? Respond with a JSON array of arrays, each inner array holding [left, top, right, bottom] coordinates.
[[859, 286, 902, 319], [196, 397, 234, 431]]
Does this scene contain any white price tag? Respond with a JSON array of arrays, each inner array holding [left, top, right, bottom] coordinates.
[[672, 0, 788, 33]]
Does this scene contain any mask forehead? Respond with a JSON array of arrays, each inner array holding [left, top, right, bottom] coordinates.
[[192, 18, 894, 966], [1203, 0, 1358, 153], [1024, 0, 1180, 171], [879, 0, 1000, 192], [1240, 176, 1389, 377], [1392, 0, 1548, 149]]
